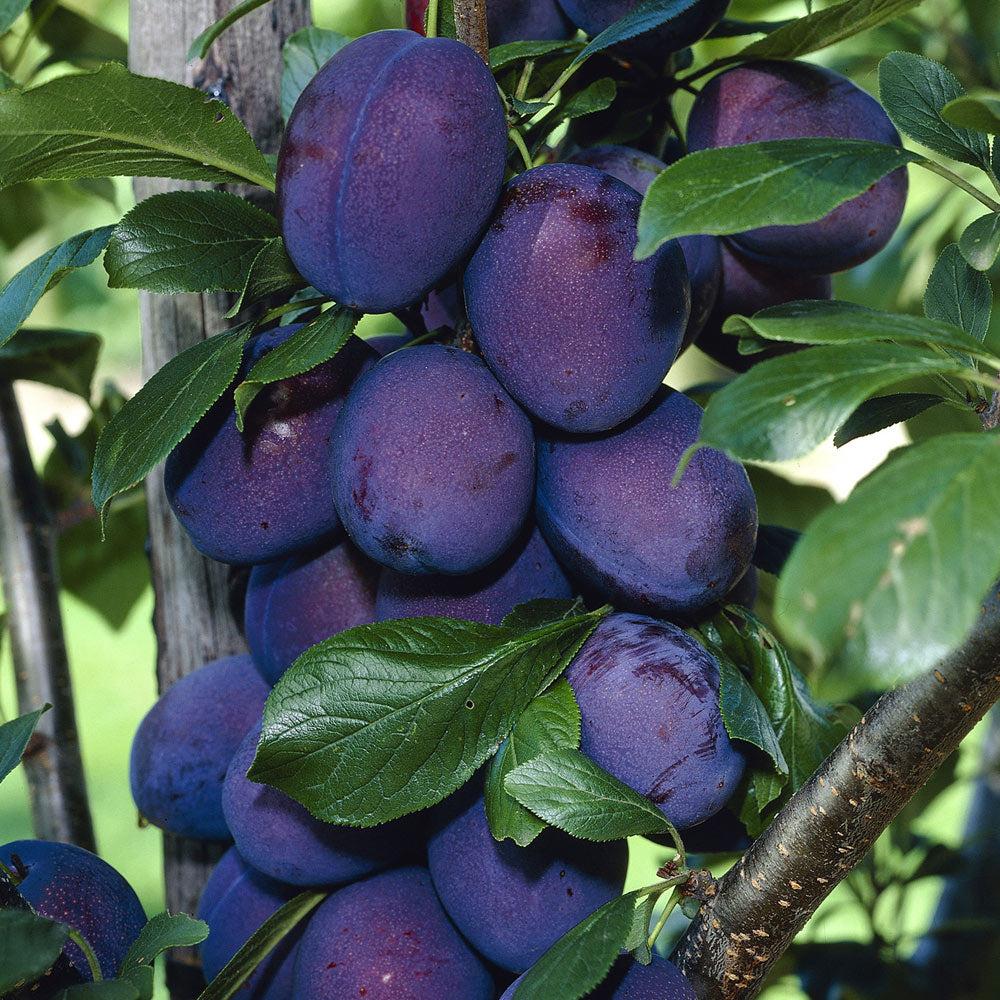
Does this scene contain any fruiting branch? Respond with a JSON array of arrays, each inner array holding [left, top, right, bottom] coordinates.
[[0, 381, 96, 851], [672, 588, 1000, 999], [454, 0, 490, 63]]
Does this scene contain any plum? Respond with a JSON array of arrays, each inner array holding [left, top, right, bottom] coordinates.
[[244, 539, 378, 684], [199, 868, 303, 999], [407, 0, 574, 45], [686, 60, 908, 273], [565, 613, 745, 829], [376, 524, 572, 625], [501, 954, 697, 999], [427, 792, 628, 972], [365, 332, 413, 356], [1, 840, 146, 981], [535, 386, 757, 617], [695, 240, 832, 372], [129, 654, 270, 840], [331, 345, 536, 575], [197, 845, 253, 926], [557, 0, 730, 54], [277, 30, 507, 313], [222, 723, 418, 887], [564, 145, 721, 348], [164, 327, 376, 565], [292, 866, 493, 999], [464, 163, 689, 432]]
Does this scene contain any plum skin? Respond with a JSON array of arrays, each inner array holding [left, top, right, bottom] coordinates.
[[330, 345, 536, 576], [244, 539, 378, 684], [465, 163, 690, 433], [1, 840, 147, 981], [501, 954, 697, 999], [222, 722, 417, 887], [427, 791, 628, 972], [376, 524, 572, 625], [565, 613, 745, 829], [292, 866, 493, 999], [535, 386, 757, 618], [277, 30, 507, 313], [129, 654, 270, 840], [686, 59, 908, 274], [164, 327, 376, 566]]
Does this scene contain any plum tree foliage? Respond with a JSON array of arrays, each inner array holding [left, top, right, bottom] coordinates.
[[2, 0, 1000, 999]]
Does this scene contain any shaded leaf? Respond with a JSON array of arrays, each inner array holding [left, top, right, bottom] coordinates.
[[500, 597, 589, 631], [227, 239, 307, 317], [561, 77, 616, 120], [118, 912, 208, 991], [958, 213, 1000, 272], [484, 679, 581, 846], [0, 910, 70, 993], [0, 228, 113, 348], [924, 244, 992, 343], [0, 706, 49, 787], [0, 63, 274, 191], [53, 983, 141, 999], [188, 0, 274, 61], [572, 0, 702, 62], [249, 611, 604, 826], [776, 433, 1000, 684], [0, 0, 28, 33], [753, 524, 802, 576], [636, 139, 917, 257], [104, 191, 279, 294], [834, 393, 944, 447], [233, 307, 359, 428], [878, 52, 990, 167], [708, 17, 794, 38], [0, 329, 100, 397], [33, 1, 127, 71], [714, 657, 787, 775], [696, 342, 979, 463], [941, 92, 1000, 135], [92, 324, 252, 527], [490, 38, 581, 72], [280, 27, 352, 121]]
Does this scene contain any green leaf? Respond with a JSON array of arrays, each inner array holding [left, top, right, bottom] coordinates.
[[776, 433, 1000, 683], [510, 891, 643, 1000], [833, 393, 944, 448], [713, 657, 787, 775], [924, 243, 992, 343], [196, 892, 324, 1000], [104, 191, 279, 294], [0, 910, 70, 993], [227, 239, 307, 318], [280, 27, 352, 121], [941, 92, 1000, 135], [484, 679, 581, 846], [878, 52, 991, 168], [0, 705, 49, 787], [490, 38, 581, 72], [504, 748, 673, 841], [187, 0, 275, 61], [0, 63, 274, 191], [734, 0, 925, 62], [33, 2, 127, 71], [0, 0, 29, 34], [53, 983, 142, 999], [723, 300, 993, 358], [0, 227, 113, 348], [959, 213, 1000, 272], [708, 17, 794, 38], [572, 0, 703, 63], [624, 892, 657, 965], [636, 139, 917, 257], [560, 77, 616, 120], [118, 912, 208, 981], [249, 611, 604, 827], [0, 329, 100, 398], [232, 307, 359, 428], [500, 597, 590, 631], [0, 68, 16, 91], [696, 342, 980, 463], [92, 324, 252, 528]]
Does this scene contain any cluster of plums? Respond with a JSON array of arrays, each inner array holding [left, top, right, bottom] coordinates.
[[136, 0, 908, 996]]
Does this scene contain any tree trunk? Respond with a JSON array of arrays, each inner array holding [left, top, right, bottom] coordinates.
[[128, 2, 309, 995]]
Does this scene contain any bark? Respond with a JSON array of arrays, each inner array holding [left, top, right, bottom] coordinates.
[[672, 588, 1000, 999], [128, 2, 309, 994], [454, 0, 490, 62], [0, 382, 95, 851]]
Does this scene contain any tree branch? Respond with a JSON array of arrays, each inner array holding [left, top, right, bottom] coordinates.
[[453, 0, 489, 63], [672, 587, 1000, 999], [0, 382, 95, 851]]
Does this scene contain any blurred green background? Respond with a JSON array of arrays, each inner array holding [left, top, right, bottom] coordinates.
[[0, 1, 995, 998]]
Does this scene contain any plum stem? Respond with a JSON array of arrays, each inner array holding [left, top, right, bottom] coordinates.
[[425, 0, 441, 38], [510, 127, 534, 171], [915, 159, 1000, 213], [648, 888, 681, 949], [67, 928, 103, 982]]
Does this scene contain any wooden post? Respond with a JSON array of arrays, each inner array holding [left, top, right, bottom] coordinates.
[[128, 2, 309, 994]]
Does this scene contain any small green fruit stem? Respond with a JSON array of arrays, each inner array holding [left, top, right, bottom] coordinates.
[[425, 0, 441, 38], [648, 888, 681, 949], [510, 127, 534, 171], [68, 928, 103, 982], [916, 158, 1000, 213]]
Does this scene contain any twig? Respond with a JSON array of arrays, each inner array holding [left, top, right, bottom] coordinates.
[[672, 585, 1000, 998], [0, 382, 95, 851], [453, 0, 489, 64]]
